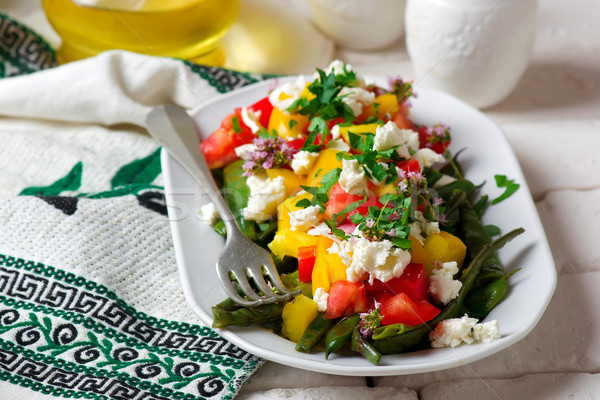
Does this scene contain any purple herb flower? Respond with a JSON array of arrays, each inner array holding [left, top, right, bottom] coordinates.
[[240, 137, 296, 176], [433, 196, 444, 207]]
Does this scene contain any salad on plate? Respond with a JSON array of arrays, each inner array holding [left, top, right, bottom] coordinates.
[[198, 61, 523, 365]]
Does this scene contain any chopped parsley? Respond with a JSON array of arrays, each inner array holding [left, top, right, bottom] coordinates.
[[491, 174, 520, 205], [295, 168, 342, 211], [231, 115, 242, 134]]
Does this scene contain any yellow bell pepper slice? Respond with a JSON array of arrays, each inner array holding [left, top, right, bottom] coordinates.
[[268, 107, 309, 139], [305, 149, 344, 188], [423, 231, 467, 275], [338, 123, 381, 145], [268, 229, 318, 260], [266, 168, 305, 197], [409, 234, 429, 265], [281, 294, 319, 343], [277, 191, 313, 231], [311, 236, 350, 295]]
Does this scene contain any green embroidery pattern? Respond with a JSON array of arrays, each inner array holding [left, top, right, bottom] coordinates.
[[20, 148, 164, 200], [0, 13, 57, 78], [0, 254, 262, 399], [183, 61, 275, 94]]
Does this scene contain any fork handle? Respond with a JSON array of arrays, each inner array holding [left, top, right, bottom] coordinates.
[[146, 105, 238, 230]]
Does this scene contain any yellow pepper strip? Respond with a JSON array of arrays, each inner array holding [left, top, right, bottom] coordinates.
[[266, 168, 305, 197], [408, 233, 429, 265], [276, 191, 313, 231], [268, 106, 309, 139], [338, 123, 381, 145], [305, 149, 344, 188], [268, 229, 318, 261], [281, 294, 319, 343], [423, 231, 467, 275]]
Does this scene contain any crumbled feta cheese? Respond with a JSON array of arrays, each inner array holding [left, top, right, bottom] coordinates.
[[430, 315, 478, 348], [429, 261, 462, 305], [313, 287, 329, 312], [234, 143, 258, 159], [326, 138, 350, 152], [413, 148, 446, 169], [373, 121, 419, 159], [430, 315, 501, 348], [339, 158, 368, 195], [198, 202, 220, 225], [307, 222, 333, 237], [268, 76, 306, 111], [325, 59, 353, 76], [433, 174, 457, 189], [473, 320, 501, 343], [242, 174, 286, 222], [327, 240, 354, 266], [240, 107, 262, 133], [344, 238, 411, 284], [409, 210, 440, 242], [289, 205, 321, 232], [291, 151, 319, 175], [338, 87, 375, 117], [330, 124, 340, 139]]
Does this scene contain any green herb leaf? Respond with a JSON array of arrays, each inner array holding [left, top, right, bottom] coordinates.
[[485, 224, 501, 237], [231, 115, 242, 134], [491, 175, 520, 205]]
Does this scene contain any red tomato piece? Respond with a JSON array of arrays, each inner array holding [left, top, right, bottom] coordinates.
[[326, 117, 346, 131], [417, 125, 451, 155], [200, 111, 257, 169], [324, 183, 378, 222], [286, 137, 306, 152], [232, 108, 257, 144], [365, 263, 428, 301], [298, 246, 316, 283], [247, 96, 274, 128], [200, 126, 244, 169], [325, 281, 369, 319], [379, 292, 440, 326], [391, 111, 415, 130], [396, 158, 421, 176]]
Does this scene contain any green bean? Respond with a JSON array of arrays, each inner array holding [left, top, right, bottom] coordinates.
[[295, 313, 332, 353], [439, 148, 466, 179], [371, 228, 524, 355], [464, 269, 520, 319], [459, 201, 505, 286], [214, 297, 240, 312], [325, 315, 361, 358], [211, 302, 285, 328], [423, 167, 443, 188], [371, 322, 418, 341], [257, 220, 278, 243], [280, 271, 313, 298], [351, 326, 381, 365], [473, 194, 489, 217], [436, 179, 477, 202]]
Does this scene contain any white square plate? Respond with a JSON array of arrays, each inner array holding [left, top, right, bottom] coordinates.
[[161, 77, 556, 376]]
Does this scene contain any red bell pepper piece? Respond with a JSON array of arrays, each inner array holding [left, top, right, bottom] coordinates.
[[298, 246, 316, 283]]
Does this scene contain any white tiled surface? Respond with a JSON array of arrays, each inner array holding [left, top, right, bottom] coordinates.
[[4, 0, 600, 398]]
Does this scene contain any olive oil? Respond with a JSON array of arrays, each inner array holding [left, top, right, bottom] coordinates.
[[42, 0, 240, 65]]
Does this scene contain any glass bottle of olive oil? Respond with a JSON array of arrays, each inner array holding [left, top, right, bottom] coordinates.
[[41, 0, 240, 65]]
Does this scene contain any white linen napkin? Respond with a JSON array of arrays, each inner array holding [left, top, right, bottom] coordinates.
[[0, 22, 268, 399]]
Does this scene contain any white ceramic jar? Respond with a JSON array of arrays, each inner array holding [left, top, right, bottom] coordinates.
[[405, 0, 537, 109], [307, 0, 406, 50]]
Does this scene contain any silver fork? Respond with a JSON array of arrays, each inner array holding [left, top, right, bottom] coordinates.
[[146, 105, 301, 307]]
